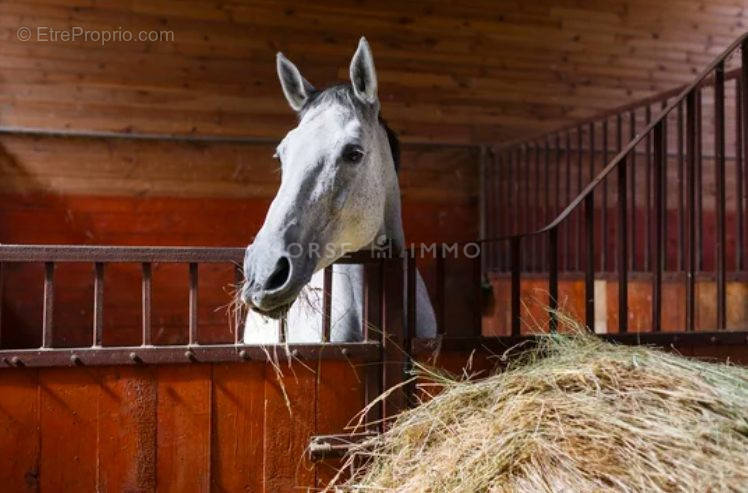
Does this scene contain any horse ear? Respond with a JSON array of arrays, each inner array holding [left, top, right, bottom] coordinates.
[[349, 37, 378, 105], [276, 52, 315, 112]]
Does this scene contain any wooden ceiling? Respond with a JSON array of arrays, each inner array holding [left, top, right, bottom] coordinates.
[[0, 0, 746, 144]]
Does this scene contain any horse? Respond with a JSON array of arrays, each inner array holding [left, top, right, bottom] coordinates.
[[240, 37, 436, 343]]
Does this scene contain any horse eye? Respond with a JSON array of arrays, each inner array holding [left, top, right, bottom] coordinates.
[[342, 145, 364, 163]]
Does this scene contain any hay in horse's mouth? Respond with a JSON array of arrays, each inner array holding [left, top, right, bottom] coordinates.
[[250, 301, 292, 320]]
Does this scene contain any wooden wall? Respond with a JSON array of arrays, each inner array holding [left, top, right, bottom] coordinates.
[[0, 359, 365, 492], [0, 0, 746, 144]]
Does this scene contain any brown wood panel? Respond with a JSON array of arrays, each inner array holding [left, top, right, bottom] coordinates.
[[211, 362, 265, 493], [38, 367, 99, 491], [156, 364, 212, 493], [0, 369, 39, 492], [97, 366, 157, 492], [315, 359, 366, 488], [262, 361, 317, 492], [0, 1, 744, 143]]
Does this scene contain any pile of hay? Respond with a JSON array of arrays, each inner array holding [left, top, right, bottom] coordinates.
[[335, 331, 748, 492]]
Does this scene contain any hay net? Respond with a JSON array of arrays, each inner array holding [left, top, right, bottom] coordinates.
[[331, 329, 748, 492]]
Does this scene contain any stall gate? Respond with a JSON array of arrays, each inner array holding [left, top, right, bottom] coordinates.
[[0, 246, 426, 492]]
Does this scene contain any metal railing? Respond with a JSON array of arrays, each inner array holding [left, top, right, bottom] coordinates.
[[481, 32, 748, 335]]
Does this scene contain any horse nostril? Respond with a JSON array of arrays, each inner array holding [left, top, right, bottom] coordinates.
[[264, 256, 291, 292]]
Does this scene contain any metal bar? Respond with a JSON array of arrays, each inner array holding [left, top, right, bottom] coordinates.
[[548, 228, 558, 332], [615, 113, 623, 271], [234, 266, 244, 344], [510, 238, 521, 336], [142, 263, 152, 345], [653, 121, 665, 332], [504, 150, 512, 269], [565, 131, 572, 271], [322, 266, 333, 342], [630, 110, 637, 271], [407, 252, 417, 342], [436, 247, 445, 334], [737, 63, 745, 271], [696, 89, 703, 271], [93, 262, 104, 347], [555, 134, 561, 272], [414, 331, 748, 355], [714, 62, 726, 330], [602, 119, 608, 272], [645, 104, 652, 271], [661, 99, 669, 272], [584, 193, 595, 332], [618, 151, 629, 333], [686, 92, 697, 332], [0, 245, 244, 263], [741, 39, 748, 271], [543, 139, 550, 270], [42, 262, 54, 348], [524, 145, 531, 270], [479, 146, 487, 275], [535, 142, 542, 271], [0, 262, 3, 347], [589, 122, 596, 273], [576, 126, 583, 271], [677, 101, 685, 271], [189, 263, 198, 345], [0, 342, 382, 369]]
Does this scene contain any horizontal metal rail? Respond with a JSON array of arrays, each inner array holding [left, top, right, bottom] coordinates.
[[0, 342, 380, 368]]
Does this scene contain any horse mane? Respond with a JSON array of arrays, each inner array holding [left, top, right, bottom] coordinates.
[[300, 84, 400, 172]]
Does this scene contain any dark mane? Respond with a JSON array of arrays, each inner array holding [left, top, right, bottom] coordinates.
[[300, 84, 400, 172]]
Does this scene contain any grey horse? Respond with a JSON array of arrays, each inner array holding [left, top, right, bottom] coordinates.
[[241, 38, 436, 343]]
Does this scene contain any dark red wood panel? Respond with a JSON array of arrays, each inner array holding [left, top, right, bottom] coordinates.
[[0, 369, 39, 492], [211, 362, 265, 492]]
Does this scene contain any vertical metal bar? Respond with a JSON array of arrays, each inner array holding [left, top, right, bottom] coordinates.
[[576, 126, 583, 271], [584, 193, 595, 332], [511, 238, 521, 336], [142, 263, 152, 345], [686, 92, 697, 332], [737, 67, 745, 271], [548, 228, 558, 332], [630, 110, 637, 271], [508, 149, 515, 235], [741, 39, 748, 271], [677, 101, 685, 271], [589, 122, 596, 273], [406, 251, 417, 342], [322, 265, 333, 342], [653, 121, 665, 332], [615, 113, 623, 271], [565, 132, 572, 271], [661, 99, 669, 272], [189, 262, 198, 345], [42, 262, 54, 348], [436, 247, 445, 335], [524, 145, 531, 271], [93, 262, 104, 347], [714, 62, 726, 330], [0, 262, 4, 347], [479, 146, 487, 276], [618, 151, 629, 333], [602, 119, 609, 272], [696, 89, 703, 271], [535, 142, 542, 271], [645, 104, 652, 271], [543, 139, 550, 270], [504, 150, 512, 269], [234, 266, 243, 344]]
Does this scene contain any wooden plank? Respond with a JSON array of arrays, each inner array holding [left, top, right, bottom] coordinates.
[[315, 359, 366, 489], [156, 364, 212, 493], [210, 362, 265, 492], [263, 360, 317, 492], [38, 367, 99, 491], [96, 366, 157, 492], [0, 369, 39, 491]]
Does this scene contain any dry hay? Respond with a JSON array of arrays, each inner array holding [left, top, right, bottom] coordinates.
[[333, 323, 748, 492]]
